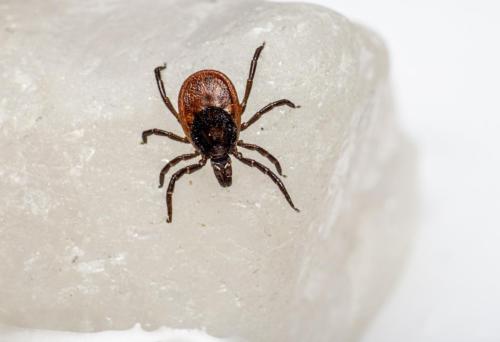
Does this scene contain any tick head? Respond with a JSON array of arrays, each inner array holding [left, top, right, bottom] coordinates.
[[211, 155, 232, 187]]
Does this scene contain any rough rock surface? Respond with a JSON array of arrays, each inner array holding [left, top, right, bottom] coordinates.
[[0, 0, 416, 341]]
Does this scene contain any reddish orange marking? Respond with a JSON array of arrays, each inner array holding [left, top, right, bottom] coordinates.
[[178, 70, 241, 140]]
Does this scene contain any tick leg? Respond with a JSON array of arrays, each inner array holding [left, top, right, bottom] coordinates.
[[240, 42, 265, 114], [141, 128, 189, 144], [232, 151, 299, 212], [166, 157, 208, 223], [237, 140, 283, 176], [155, 64, 179, 121], [159, 152, 200, 188], [241, 99, 300, 131]]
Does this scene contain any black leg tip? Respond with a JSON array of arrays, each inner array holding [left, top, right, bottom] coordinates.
[[156, 63, 167, 72], [166, 217, 172, 223], [294, 207, 300, 213]]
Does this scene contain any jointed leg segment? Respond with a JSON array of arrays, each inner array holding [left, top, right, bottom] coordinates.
[[241, 99, 299, 130], [232, 151, 299, 212], [241, 42, 266, 114], [155, 64, 179, 120], [166, 157, 208, 223], [237, 141, 283, 175], [159, 152, 200, 188], [141, 128, 189, 144]]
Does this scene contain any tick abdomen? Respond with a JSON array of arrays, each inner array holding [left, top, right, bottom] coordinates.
[[178, 70, 242, 137]]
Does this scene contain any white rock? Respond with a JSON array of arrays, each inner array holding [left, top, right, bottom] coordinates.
[[0, 323, 231, 342], [0, 1, 416, 341]]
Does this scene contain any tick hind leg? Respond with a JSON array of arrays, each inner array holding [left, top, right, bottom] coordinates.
[[166, 157, 208, 223], [159, 152, 200, 188], [241, 42, 266, 114], [232, 151, 299, 212], [237, 140, 283, 176], [155, 64, 179, 121], [141, 128, 189, 144], [241, 99, 300, 131]]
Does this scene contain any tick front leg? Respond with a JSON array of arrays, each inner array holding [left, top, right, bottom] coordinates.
[[241, 99, 300, 131], [232, 151, 299, 212], [237, 140, 283, 176], [166, 157, 208, 223], [141, 129, 189, 144], [240, 42, 265, 114], [159, 152, 200, 188], [155, 64, 180, 121]]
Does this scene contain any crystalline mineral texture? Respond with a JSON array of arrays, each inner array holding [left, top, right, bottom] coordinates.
[[0, 0, 416, 341]]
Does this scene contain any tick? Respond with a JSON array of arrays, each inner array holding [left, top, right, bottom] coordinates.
[[142, 43, 300, 223]]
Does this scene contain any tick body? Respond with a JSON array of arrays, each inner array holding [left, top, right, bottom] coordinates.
[[142, 43, 300, 222]]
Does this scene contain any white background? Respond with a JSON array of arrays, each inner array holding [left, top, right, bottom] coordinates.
[[274, 0, 500, 341], [1, 2, 498, 342]]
